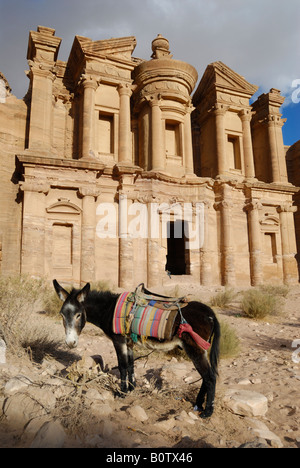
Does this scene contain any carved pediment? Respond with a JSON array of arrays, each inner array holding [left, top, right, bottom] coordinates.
[[71, 35, 136, 65], [46, 200, 81, 215], [81, 36, 137, 61], [260, 215, 279, 226], [67, 35, 137, 84], [193, 61, 258, 105]]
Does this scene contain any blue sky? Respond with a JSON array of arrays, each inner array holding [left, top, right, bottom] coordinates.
[[282, 101, 300, 146], [0, 0, 299, 146]]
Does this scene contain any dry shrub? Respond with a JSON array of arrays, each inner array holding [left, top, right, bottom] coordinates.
[[219, 319, 240, 358], [0, 275, 61, 359], [42, 289, 64, 317], [166, 317, 240, 360], [210, 288, 237, 309], [91, 280, 113, 292], [258, 284, 290, 298], [241, 288, 284, 320]]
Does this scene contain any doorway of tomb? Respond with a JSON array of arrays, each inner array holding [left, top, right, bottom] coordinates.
[[165, 220, 190, 275]]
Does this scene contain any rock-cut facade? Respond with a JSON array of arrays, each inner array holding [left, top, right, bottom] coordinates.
[[0, 26, 299, 288]]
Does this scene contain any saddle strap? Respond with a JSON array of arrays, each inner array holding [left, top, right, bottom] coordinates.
[[134, 283, 189, 306]]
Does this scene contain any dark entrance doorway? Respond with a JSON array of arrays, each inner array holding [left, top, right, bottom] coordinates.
[[165, 220, 189, 275]]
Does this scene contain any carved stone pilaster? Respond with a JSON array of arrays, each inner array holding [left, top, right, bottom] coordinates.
[[79, 186, 100, 285], [245, 200, 263, 285], [238, 109, 256, 179], [277, 203, 298, 284], [214, 196, 235, 286], [81, 75, 100, 159], [118, 84, 133, 164], [149, 95, 164, 171], [213, 104, 229, 176]]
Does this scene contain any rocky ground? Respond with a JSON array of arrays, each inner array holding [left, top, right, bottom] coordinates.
[[0, 283, 299, 449]]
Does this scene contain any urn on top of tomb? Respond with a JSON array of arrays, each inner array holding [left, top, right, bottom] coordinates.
[[133, 34, 198, 105], [151, 34, 173, 59], [132, 35, 197, 176]]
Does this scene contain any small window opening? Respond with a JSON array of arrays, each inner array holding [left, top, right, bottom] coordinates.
[[98, 112, 114, 154], [165, 121, 181, 157], [227, 135, 241, 170], [264, 232, 277, 264], [52, 224, 73, 268]]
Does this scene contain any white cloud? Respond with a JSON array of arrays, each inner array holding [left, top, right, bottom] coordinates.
[[0, 0, 299, 103]]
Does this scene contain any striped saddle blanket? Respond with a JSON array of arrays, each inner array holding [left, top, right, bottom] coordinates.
[[113, 292, 178, 341]]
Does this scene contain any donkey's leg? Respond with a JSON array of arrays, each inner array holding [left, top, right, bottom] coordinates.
[[195, 380, 207, 412], [183, 342, 216, 418], [196, 363, 216, 418], [127, 340, 136, 391], [112, 335, 129, 395]]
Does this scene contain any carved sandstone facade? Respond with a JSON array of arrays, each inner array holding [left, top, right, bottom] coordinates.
[[0, 27, 298, 287]]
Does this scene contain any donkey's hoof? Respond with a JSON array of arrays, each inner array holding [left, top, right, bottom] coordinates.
[[200, 409, 213, 419], [115, 390, 127, 399], [193, 404, 204, 412]]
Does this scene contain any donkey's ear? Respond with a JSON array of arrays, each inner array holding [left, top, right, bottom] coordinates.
[[76, 283, 90, 303], [53, 279, 69, 302]]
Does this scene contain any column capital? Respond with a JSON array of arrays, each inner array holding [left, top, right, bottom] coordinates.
[[266, 113, 286, 127], [80, 74, 100, 90], [202, 200, 213, 209], [244, 200, 263, 212], [19, 181, 50, 194], [78, 186, 101, 199], [214, 200, 233, 211], [238, 108, 253, 121], [185, 100, 195, 114], [277, 203, 297, 213], [148, 94, 162, 107], [28, 61, 56, 81], [118, 83, 132, 97], [212, 103, 229, 116]]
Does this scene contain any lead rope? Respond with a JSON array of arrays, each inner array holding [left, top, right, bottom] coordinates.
[[176, 302, 187, 324], [128, 292, 138, 342]]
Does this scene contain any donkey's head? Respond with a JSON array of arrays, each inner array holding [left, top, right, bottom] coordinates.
[[53, 280, 90, 349]]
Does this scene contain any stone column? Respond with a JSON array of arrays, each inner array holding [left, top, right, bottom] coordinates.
[[149, 96, 164, 171], [214, 104, 228, 176], [118, 193, 134, 288], [81, 76, 98, 159], [200, 201, 212, 286], [146, 200, 160, 288], [118, 84, 133, 164], [245, 201, 263, 286], [277, 203, 298, 284], [273, 117, 288, 183], [267, 114, 281, 183], [0, 234, 2, 275], [28, 67, 55, 153], [79, 187, 99, 285], [19, 182, 49, 276], [221, 200, 235, 286], [214, 189, 235, 285], [26, 26, 61, 154], [184, 102, 195, 175], [147, 240, 160, 288], [239, 109, 256, 179]]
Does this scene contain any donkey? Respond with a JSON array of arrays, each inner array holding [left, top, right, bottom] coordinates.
[[53, 279, 221, 418]]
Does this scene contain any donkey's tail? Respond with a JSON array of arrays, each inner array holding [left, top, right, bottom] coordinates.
[[209, 314, 221, 376]]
